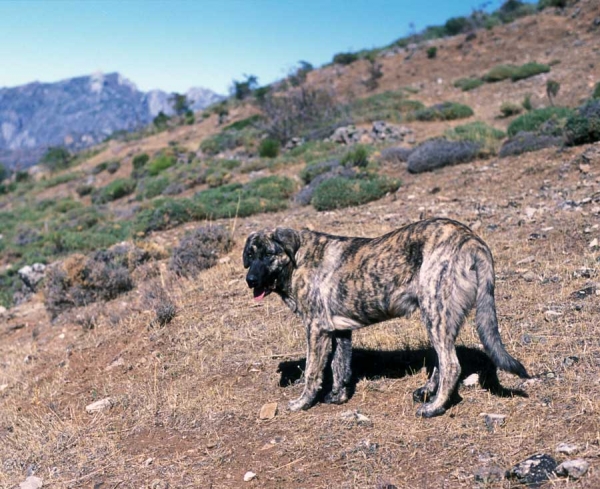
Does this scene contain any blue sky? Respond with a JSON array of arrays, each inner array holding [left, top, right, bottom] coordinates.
[[0, 0, 523, 95]]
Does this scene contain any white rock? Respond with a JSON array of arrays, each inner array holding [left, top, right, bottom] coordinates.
[[590, 238, 598, 249], [85, 397, 113, 413], [555, 459, 589, 479], [258, 402, 278, 420], [516, 255, 535, 265], [556, 443, 580, 455], [544, 310, 562, 321], [19, 476, 43, 489], [463, 373, 479, 387], [243, 471, 257, 482]]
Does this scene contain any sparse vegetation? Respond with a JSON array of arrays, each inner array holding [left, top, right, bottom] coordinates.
[[592, 82, 600, 100], [147, 152, 176, 176], [546, 79, 560, 105], [564, 100, 600, 146], [340, 145, 370, 168], [258, 138, 280, 158], [350, 90, 424, 122], [41, 146, 72, 172], [454, 77, 484, 92], [426, 46, 438, 59], [136, 175, 170, 200], [91, 178, 136, 204], [332, 52, 359, 65], [483, 62, 550, 83], [413, 102, 474, 121], [500, 102, 523, 117], [445, 122, 505, 155]]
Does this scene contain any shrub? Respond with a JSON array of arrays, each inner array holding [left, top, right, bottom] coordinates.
[[363, 55, 383, 91], [76, 184, 94, 197], [592, 82, 600, 100], [106, 161, 121, 174], [91, 178, 136, 204], [37, 171, 81, 189], [499, 132, 563, 157], [507, 107, 574, 136], [427, 47, 438, 59], [41, 146, 72, 172], [0, 162, 8, 182], [259, 138, 280, 158], [511, 62, 550, 82], [153, 111, 170, 129], [350, 90, 424, 122], [454, 78, 484, 92], [311, 174, 400, 211], [333, 52, 359, 65], [205, 168, 232, 188], [43, 243, 148, 318], [483, 64, 517, 83], [407, 138, 481, 173], [380, 146, 413, 164], [223, 115, 263, 132], [300, 159, 340, 184], [564, 100, 600, 146], [232, 74, 258, 100], [522, 94, 533, 111], [92, 162, 109, 175], [444, 16, 471, 36], [546, 80, 560, 105], [15, 170, 30, 183], [500, 102, 523, 117], [136, 176, 170, 200], [134, 197, 204, 234], [413, 102, 474, 121], [132, 153, 150, 169], [168, 225, 233, 278], [147, 153, 176, 176], [340, 145, 369, 168], [445, 122, 505, 155], [538, 0, 567, 9]]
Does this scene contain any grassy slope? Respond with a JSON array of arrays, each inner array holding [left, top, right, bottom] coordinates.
[[1, 3, 600, 488]]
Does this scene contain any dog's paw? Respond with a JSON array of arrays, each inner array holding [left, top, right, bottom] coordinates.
[[324, 389, 348, 405], [288, 397, 311, 412], [415, 403, 446, 418]]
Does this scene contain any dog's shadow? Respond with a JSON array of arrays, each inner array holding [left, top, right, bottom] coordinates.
[[277, 346, 527, 407]]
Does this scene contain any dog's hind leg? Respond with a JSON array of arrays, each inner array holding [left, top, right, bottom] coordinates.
[[324, 330, 352, 404], [288, 323, 332, 411]]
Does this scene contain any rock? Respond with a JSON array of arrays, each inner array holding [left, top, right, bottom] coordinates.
[[284, 137, 304, 150], [258, 402, 278, 420], [0, 305, 7, 317], [481, 413, 506, 432], [19, 476, 43, 489], [474, 465, 505, 484], [508, 454, 557, 486], [516, 255, 535, 265], [144, 457, 153, 466], [562, 356, 579, 368], [462, 373, 479, 387], [555, 459, 589, 479], [85, 397, 113, 414], [590, 238, 598, 249], [570, 284, 597, 299], [340, 410, 371, 425], [327, 125, 365, 144], [544, 310, 562, 322], [243, 471, 257, 482], [522, 271, 538, 282], [18, 263, 46, 292], [149, 480, 168, 489], [556, 443, 580, 455], [370, 121, 411, 142], [294, 166, 355, 206]]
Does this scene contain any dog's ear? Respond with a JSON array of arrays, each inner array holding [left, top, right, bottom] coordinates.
[[272, 228, 300, 267], [242, 232, 258, 269]]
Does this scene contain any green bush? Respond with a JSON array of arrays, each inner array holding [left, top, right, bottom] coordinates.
[[454, 78, 484, 92], [0, 162, 9, 182], [106, 160, 121, 174], [200, 130, 253, 155], [92, 162, 109, 175], [132, 153, 150, 169], [413, 102, 474, 121], [507, 107, 574, 136], [427, 47, 438, 59], [223, 115, 263, 132], [350, 90, 424, 122], [445, 16, 471, 36], [147, 153, 176, 176], [538, 0, 567, 9], [300, 160, 340, 184], [511, 62, 550, 82], [41, 146, 72, 172], [136, 176, 170, 200], [311, 174, 400, 211], [445, 122, 506, 155], [134, 197, 204, 234], [91, 178, 136, 204], [37, 171, 81, 189], [565, 101, 600, 146], [76, 184, 94, 197], [522, 94, 533, 111], [259, 138, 280, 158], [500, 102, 523, 117], [483, 64, 518, 83], [592, 82, 600, 100], [340, 145, 369, 168], [205, 168, 232, 188], [333, 52, 359, 65]]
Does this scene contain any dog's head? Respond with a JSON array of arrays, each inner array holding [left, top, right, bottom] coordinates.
[[242, 228, 300, 301]]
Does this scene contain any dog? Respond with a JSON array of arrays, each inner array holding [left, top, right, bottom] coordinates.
[[243, 218, 529, 417]]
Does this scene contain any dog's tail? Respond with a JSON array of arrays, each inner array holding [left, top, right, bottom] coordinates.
[[474, 248, 530, 379]]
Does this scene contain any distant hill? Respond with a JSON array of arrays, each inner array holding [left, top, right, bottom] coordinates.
[[0, 72, 224, 168]]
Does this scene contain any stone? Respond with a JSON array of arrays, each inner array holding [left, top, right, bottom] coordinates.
[[85, 397, 113, 414], [340, 410, 371, 425], [258, 402, 278, 420], [544, 310, 562, 322], [508, 454, 557, 486], [474, 465, 505, 484], [555, 443, 580, 455], [555, 459, 589, 479], [522, 271, 538, 282], [149, 480, 168, 489], [462, 373, 479, 387], [19, 476, 43, 489], [516, 255, 535, 265], [18, 263, 46, 292], [243, 471, 257, 482], [481, 413, 506, 432]]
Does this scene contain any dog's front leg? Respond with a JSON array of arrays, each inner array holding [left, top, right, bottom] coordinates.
[[288, 322, 332, 411]]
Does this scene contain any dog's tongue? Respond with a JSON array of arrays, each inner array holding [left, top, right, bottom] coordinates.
[[253, 289, 266, 301]]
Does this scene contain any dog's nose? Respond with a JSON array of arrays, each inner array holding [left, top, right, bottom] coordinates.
[[246, 274, 259, 288]]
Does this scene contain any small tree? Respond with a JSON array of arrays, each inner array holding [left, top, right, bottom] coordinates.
[[41, 146, 72, 172], [363, 53, 383, 91], [170, 93, 190, 116], [153, 111, 170, 130], [232, 74, 259, 100], [0, 162, 8, 182], [289, 61, 314, 87], [546, 80, 560, 106]]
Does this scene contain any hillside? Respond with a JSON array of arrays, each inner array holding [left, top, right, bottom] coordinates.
[[0, 72, 223, 168], [1, 1, 600, 488]]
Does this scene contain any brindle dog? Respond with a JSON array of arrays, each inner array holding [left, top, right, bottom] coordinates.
[[243, 218, 529, 417]]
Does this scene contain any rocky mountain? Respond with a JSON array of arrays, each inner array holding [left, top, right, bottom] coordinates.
[[0, 72, 224, 168]]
